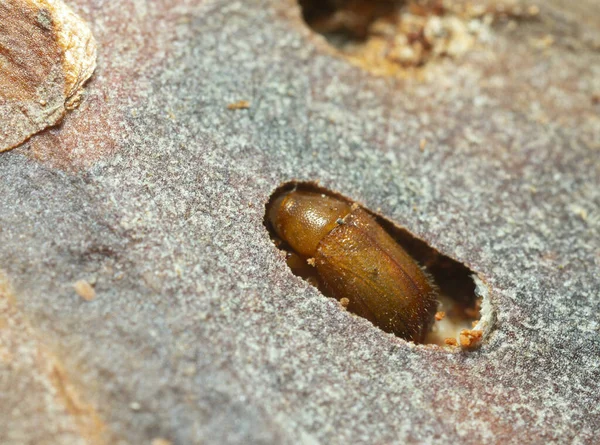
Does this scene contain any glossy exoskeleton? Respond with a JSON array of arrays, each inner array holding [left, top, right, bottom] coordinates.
[[267, 189, 438, 343]]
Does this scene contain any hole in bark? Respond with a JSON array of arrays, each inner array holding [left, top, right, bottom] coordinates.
[[298, 0, 403, 47], [265, 181, 488, 348], [297, 0, 540, 74]]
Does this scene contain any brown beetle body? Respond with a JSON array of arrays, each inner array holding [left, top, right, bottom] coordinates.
[[268, 190, 438, 343]]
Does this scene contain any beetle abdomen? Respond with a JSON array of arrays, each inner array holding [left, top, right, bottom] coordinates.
[[315, 208, 437, 342]]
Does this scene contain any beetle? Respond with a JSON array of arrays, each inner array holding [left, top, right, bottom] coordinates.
[[267, 187, 439, 343]]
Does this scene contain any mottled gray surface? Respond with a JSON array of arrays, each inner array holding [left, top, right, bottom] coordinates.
[[0, 0, 599, 444]]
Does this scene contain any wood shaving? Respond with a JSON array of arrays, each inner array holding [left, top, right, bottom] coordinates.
[[227, 100, 250, 110], [73, 279, 96, 301], [459, 329, 483, 348]]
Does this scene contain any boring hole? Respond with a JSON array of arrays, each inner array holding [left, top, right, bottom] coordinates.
[[298, 0, 541, 75], [299, 0, 402, 46], [374, 213, 482, 347], [265, 181, 486, 348]]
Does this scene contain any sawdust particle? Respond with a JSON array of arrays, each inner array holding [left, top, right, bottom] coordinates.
[[227, 100, 250, 110], [459, 329, 483, 348], [445, 337, 458, 346], [74, 279, 96, 301], [130, 402, 141, 411], [530, 34, 554, 49]]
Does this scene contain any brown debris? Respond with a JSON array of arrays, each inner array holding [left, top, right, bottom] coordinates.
[[227, 100, 251, 110], [74, 279, 96, 301], [529, 34, 555, 49], [435, 311, 446, 321], [459, 329, 483, 348], [0, 0, 97, 152], [444, 337, 458, 346]]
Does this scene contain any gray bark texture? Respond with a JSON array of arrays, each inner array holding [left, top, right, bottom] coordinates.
[[0, 0, 599, 444]]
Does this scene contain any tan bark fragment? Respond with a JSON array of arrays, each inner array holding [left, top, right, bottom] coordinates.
[[0, 0, 96, 152], [74, 279, 96, 301]]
